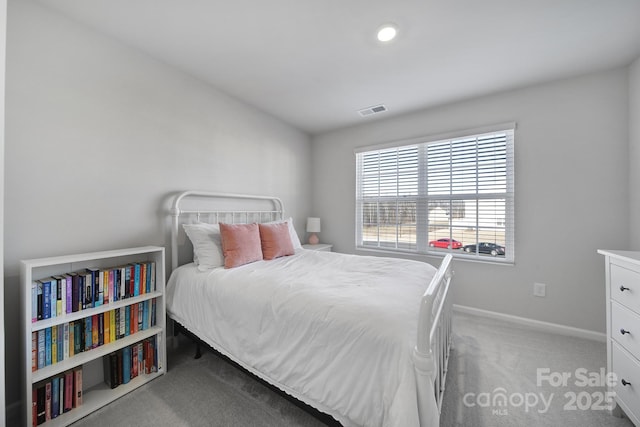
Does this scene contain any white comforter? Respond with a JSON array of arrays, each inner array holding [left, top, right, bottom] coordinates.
[[166, 249, 437, 427]]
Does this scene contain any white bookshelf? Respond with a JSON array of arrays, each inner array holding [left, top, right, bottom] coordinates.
[[21, 246, 166, 427]]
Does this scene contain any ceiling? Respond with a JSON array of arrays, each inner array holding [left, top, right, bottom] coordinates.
[[36, 0, 640, 135]]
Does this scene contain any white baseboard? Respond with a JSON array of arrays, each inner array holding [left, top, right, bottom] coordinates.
[[453, 304, 606, 342]]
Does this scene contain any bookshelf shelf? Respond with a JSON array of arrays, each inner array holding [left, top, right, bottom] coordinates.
[[21, 246, 166, 426]]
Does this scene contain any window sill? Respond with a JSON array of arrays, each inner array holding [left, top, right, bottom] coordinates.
[[355, 246, 515, 266]]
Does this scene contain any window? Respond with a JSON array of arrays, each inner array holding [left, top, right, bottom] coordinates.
[[355, 125, 514, 262]]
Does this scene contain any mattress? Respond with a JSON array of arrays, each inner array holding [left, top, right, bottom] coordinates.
[[166, 249, 438, 427]]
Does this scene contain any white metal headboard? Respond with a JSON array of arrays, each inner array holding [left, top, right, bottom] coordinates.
[[170, 191, 284, 271]]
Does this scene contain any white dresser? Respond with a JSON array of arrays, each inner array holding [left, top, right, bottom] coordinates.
[[599, 249, 640, 426]]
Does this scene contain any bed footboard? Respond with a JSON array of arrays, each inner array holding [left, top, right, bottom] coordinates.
[[413, 254, 453, 427]]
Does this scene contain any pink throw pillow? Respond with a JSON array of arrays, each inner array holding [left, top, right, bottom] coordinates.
[[259, 222, 295, 260], [219, 223, 263, 268]]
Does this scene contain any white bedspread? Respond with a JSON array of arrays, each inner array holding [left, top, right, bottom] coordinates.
[[166, 249, 437, 427]]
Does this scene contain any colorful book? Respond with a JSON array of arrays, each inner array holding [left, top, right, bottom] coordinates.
[[85, 316, 93, 351], [45, 381, 51, 421], [68, 322, 75, 357], [131, 304, 138, 335], [83, 271, 94, 309], [73, 366, 83, 407], [37, 281, 43, 321], [53, 275, 64, 316], [98, 313, 104, 346], [124, 306, 130, 337], [37, 330, 45, 369], [151, 298, 156, 327], [104, 311, 110, 345], [31, 332, 37, 372], [137, 302, 143, 332], [71, 273, 80, 313], [45, 328, 52, 366], [140, 263, 146, 295], [51, 377, 59, 419], [42, 280, 51, 320], [32, 387, 37, 427], [122, 346, 131, 384], [50, 278, 57, 318], [110, 310, 116, 343], [132, 344, 138, 378], [150, 262, 156, 292], [73, 321, 82, 355], [92, 314, 99, 348], [57, 324, 64, 363], [142, 301, 149, 330], [64, 274, 73, 314], [58, 375, 64, 417], [64, 370, 73, 412], [51, 325, 57, 364], [31, 282, 37, 323], [63, 323, 70, 360]]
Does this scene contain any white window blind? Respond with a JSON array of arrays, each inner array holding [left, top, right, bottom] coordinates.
[[356, 126, 515, 262]]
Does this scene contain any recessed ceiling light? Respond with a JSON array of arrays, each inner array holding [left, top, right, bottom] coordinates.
[[377, 24, 397, 42]]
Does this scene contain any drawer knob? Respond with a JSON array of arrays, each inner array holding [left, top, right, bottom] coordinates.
[[620, 328, 631, 335], [622, 379, 631, 387], [620, 285, 630, 292]]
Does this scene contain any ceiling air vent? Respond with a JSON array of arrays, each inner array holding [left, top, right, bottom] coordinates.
[[358, 104, 387, 117]]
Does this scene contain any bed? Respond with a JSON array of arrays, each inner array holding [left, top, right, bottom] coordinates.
[[165, 190, 453, 427]]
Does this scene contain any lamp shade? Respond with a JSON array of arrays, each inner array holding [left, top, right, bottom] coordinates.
[[306, 217, 321, 233]]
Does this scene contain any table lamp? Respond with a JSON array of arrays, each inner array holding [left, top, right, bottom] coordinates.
[[306, 217, 321, 245]]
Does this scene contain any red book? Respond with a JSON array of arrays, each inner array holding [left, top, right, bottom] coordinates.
[[132, 345, 138, 378], [32, 388, 37, 427], [64, 371, 73, 412], [129, 265, 135, 298], [131, 304, 138, 334], [73, 367, 83, 408]]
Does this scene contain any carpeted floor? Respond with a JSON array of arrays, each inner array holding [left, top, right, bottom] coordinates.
[[71, 313, 636, 427]]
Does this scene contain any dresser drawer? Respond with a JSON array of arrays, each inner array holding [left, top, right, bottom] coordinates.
[[611, 263, 640, 314], [612, 342, 640, 423], [612, 301, 640, 356]]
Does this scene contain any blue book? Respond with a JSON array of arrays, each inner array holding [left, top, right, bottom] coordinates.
[[45, 327, 52, 366], [57, 325, 64, 362], [151, 299, 156, 327], [134, 264, 141, 296], [142, 300, 149, 330], [124, 306, 130, 336], [37, 330, 45, 369], [51, 377, 60, 418], [85, 316, 92, 351], [122, 346, 131, 384], [42, 280, 51, 319], [86, 268, 101, 307]]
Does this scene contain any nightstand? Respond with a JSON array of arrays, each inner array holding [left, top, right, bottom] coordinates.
[[303, 243, 333, 252]]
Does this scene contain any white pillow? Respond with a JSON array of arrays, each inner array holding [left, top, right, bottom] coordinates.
[[182, 223, 224, 270], [266, 217, 303, 251]]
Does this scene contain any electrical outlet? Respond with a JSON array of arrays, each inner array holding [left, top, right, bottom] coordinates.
[[533, 282, 546, 297]]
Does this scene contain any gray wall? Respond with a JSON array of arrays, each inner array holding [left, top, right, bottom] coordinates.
[[4, 0, 312, 415], [311, 68, 630, 334], [630, 57, 640, 249]]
